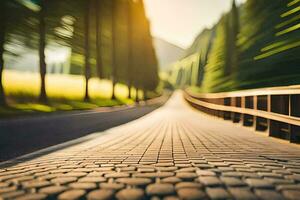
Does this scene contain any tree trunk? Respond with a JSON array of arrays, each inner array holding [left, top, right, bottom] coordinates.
[[95, 0, 103, 79], [127, 1, 133, 99], [38, 0, 47, 103], [0, 1, 6, 106], [111, 78, 116, 100], [128, 83, 132, 99], [84, 0, 91, 102], [111, 0, 117, 100], [135, 88, 139, 102]]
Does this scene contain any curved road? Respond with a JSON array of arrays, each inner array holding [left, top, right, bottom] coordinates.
[[1, 91, 300, 199], [0, 96, 167, 162]]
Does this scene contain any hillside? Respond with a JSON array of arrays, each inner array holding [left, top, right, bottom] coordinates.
[[153, 37, 185, 71]]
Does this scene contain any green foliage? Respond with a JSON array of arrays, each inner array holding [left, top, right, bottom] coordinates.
[[202, 3, 239, 93], [172, 0, 300, 93], [0, 0, 159, 106]]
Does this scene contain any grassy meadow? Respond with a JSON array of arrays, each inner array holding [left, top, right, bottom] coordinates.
[[1, 70, 142, 118]]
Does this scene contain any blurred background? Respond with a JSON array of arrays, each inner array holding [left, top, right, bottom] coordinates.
[[0, 0, 160, 118], [0, 0, 299, 118]]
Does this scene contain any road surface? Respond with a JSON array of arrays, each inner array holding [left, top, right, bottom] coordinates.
[[0, 91, 300, 199], [0, 97, 167, 162]]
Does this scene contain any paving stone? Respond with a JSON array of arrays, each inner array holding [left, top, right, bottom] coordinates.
[[116, 188, 145, 200], [276, 184, 300, 191], [196, 170, 216, 176], [177, 188, 206, 200], [258, 172, 283, 178], [228, 188, 258, 200], [175, 182, 202, 190], [15, 193, 47, 200], [117, 166, 136, 171], [104, 173, 130, 178], [245, 178, 274, 189], [156, 167, 178, 172], [0, 186, 17, 194], [163, 196, 180, 200], [51, 177, 78, 184], [176, 167, 196, 172], [0, 182, 9, 188], [69, 182, 97, 190], [21, 180, 51, 189], [175, 164, 192, 168], [198, 177, 222, 187], [220, 177, 247, 187], [58, 189, 86, 200], [264, 177, 294, 185], [155, 163, 174, 167], [146, 183, 175, 196], [0, 190, 25, 199], [87, 189, 115, 200], [62, 172, 87, 178], [254, 189, 284, 200], [161, 177, 182, 184], [78, 177, 106, 183], [176, 172, 197, 180], [135, 172, 174, 179], [222, 172, 243, 178], [285, 175, 300, 182], [137, 168, 155, 173], [39, 185, 67, 195], [115, 178, 152, 186], [206, 187, 231, 200], [282, 190, 300, 200], [99, 183, 125, 190]]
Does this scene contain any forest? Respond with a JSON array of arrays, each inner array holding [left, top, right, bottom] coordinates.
[[0, 0, 159, 111], [171, 0, 300, 93]]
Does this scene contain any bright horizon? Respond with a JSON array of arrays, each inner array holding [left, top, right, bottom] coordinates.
[[144, 0, 246, 49]]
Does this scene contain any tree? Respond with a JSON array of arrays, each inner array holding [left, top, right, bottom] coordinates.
[[201, 1, 239, 92], [84, 0, 92, 101], [127, 0, 133, 99], [236, 0, 288, 89], [95, 0, 103, 79], [111, 0, 117, 100], [0, 0, 7, 106], [38, 0, 47, 102]]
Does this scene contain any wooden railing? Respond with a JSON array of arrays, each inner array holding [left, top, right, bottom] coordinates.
[[184, 86, 300, 144]]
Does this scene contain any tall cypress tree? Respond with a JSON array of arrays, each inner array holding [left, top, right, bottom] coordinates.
[[0, 0, 7, 106]]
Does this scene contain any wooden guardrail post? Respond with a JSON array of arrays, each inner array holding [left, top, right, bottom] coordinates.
[[269, 95, 290, 140], [256, 95, 268, 132], [290, 94, 300, 143], [232, 97, 241, 123], [223, 97, 231, 120], [243, 96, 254, 127]]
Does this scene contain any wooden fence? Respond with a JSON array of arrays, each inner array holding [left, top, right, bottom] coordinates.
[[184, 86, 300, 143]]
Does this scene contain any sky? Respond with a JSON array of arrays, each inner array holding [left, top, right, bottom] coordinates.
[[144, 0, 246, 49]]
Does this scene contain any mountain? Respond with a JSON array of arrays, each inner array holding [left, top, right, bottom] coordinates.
[[153, 37, 185, 71]]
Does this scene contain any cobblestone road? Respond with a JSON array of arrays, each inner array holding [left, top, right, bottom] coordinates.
[[1, 92, 300, 200]]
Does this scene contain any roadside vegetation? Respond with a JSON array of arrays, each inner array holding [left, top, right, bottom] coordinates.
[[0, 70, 146, 118], [171, 0, 300, 93], [0, 0, 161, 118]]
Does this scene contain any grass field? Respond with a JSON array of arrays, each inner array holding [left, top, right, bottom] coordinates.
[[1, 70, 142, 117]]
